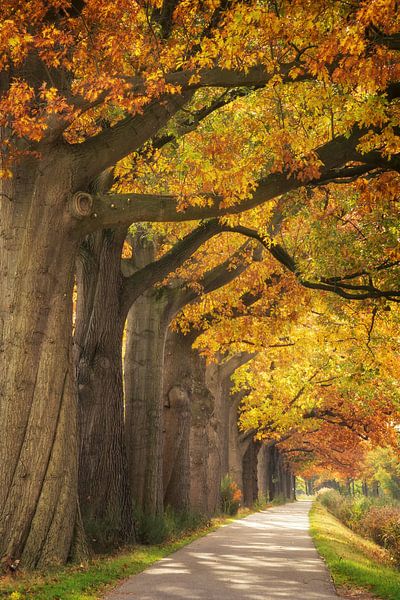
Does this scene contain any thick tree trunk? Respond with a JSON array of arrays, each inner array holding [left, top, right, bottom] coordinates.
[[124, 242, 256, 518], [266, 444, 278, 501], [75, 229, 133, 546], [125, 287, 170, 516], [205, 362, 231, 481], [242, 440, 260, 506], [162, 330, 193, 512], [228, 391, 250, 494], [0, 155, 81, 568], [162, 329, 222, 516], [257, 445, 268, 501], [188, 353, 221, 516]]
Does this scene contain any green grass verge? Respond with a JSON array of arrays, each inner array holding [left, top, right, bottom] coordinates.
[[0, 508, 261, 600], [310, 502, 400, 600]]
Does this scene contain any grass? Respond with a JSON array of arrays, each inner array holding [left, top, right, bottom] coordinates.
[[0, 507, 261, 600], [310, 502, 400, 600]]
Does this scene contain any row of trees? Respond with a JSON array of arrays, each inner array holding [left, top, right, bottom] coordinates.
[[0, 0, 399, 569]]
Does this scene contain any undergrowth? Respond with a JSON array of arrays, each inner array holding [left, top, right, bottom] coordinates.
[[311, 501, 400, 599]]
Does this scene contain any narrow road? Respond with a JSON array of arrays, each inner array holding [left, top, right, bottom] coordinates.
[[105, 501, 338, 599]]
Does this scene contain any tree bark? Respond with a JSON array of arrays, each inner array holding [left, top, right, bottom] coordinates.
[[0, 153, 82, 568], [161, 328, 221, 516], [266, 444, 278, 501], [205, 353, 254, 483], [187, 346, 221, 516], [228, 392, 251, 494], [257, 445, 268, 501], [162, 330, 194, 512], [242, 440, 260, 506], [124, 242, 258, 517], [75, 219, 223, 533], [75, 228, 134, 546], [125, 285, 171, 516]]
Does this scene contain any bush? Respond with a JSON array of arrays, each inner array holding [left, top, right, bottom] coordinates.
[[318, 489, 353, 525], [137, 507, 208, 545], [220, 475, 242, 515], [361, 505, 400, 564], [317, 490, 400, 565], [138, 513, 169, 545], [271, 494, 286, 506]]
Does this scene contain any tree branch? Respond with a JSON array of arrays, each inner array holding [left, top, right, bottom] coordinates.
[[75, 92, 193, 184], [84, 128, 387, 230], [219, 224, 400, 302], [169, 241, 263, 314], [120, 218, 222, 316]]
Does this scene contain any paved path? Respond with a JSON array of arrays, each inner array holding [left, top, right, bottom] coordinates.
[[105, 501, 338, 600]]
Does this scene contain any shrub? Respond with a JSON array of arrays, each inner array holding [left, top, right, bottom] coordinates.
[[317, 490, 400, 565], [361, 505, 400, 564], [138, 513, 169, 545], [220, 475, 242, 515], [271, 494, 286, 506], [318, 489, 353, 525], [137, 507, 207, 545]]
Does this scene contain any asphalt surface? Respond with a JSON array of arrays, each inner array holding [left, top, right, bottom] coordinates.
[[105, 501, 338, 599]]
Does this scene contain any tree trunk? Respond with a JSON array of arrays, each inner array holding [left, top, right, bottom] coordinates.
[[205, 362, 231, 481], [162, 330, 193, 512], [0, 154, 82, 568], [228, 391, 250, 494], [372, 480, 380, 497], [266, 444, 278, 501], [178, 336, 221, 516], [242, 440, 260, 506], [124, 242, 255, 518], [75, 229, 133, 547], [257, 445, 268, 501], [125, 287, 170, 516]]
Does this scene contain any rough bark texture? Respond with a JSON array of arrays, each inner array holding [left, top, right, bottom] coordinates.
[[125, 285, 170, 516], [257, 445, 269, 501], [188, 347, 220, 516], [162, 330, 223, 516], [124, 242, 256, 517], [162, 330, 194, 512], [75, 229, 134, 546], [205, 362, 232, 482], [242, 440, 261, 506], [75, 219, 222, 534], [0, 152, 81, 568], [228, 392, 250, 493]]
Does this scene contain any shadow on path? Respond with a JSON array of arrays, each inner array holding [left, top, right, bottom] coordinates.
[[105, 501, 337, 599]]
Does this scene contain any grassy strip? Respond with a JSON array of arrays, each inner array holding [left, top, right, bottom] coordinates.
[[0, 508, 261, 600], [310, 502, 400, 600]]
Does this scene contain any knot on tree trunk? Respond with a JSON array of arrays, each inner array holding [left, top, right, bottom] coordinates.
[[70, 192, 94, 218]]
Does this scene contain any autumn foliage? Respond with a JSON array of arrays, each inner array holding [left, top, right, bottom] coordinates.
[[0, 0, 399, 570]]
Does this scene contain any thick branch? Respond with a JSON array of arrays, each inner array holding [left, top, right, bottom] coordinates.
[[73, 52, 338, 178], [75, 92, 193, 184], [169, 241, 262, 314], [86, 128, 385, 229], [220, 352, 256, 378], [120, 219, 222, 316]]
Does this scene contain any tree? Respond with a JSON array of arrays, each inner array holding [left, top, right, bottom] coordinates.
[[124, 234, 262, 516], [75, 220, 223, 544], [1, 0, 399, 567]]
